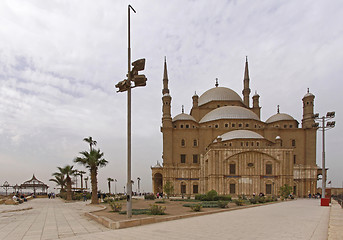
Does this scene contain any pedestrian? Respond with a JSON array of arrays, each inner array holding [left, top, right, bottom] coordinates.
[[83, 192, 87, 202]]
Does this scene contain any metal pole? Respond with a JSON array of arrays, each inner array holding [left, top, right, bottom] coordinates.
[[322, 116, 326, 198], [127, 4, 132, 218]]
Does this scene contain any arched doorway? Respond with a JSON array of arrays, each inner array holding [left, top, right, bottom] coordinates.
[[153, 173, 163, 194]]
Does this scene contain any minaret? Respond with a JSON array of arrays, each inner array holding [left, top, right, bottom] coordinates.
[[252, 91, 261, 119], [192, 91, 198, 108], [302, 88, 315, 129], [162, 57, 172, 128], [242, 56, 251, 108]]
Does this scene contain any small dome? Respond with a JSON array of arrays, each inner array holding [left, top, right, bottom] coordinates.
[[266, 113, 295, 123], [172, 113, 197, 122], [275, 136, 281, 140], [198, 87, 243, 106], [151, 161, 162, 168], [303, 92, 314, 98], [214, 130, 264, 142], [200, 106, 259, 123]]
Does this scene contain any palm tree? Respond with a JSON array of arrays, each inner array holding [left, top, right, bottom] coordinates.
[[58, 165, 75, 201], [107, 178, 114, 195], [49, 172, 66, 193], [74, 148, 108, 204], [83, 136, 97, 151]]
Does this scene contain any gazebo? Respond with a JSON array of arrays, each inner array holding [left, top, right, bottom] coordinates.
[[20, 174, 49, 195]]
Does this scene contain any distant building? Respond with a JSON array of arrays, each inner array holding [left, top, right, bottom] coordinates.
[[152, 57, 319, 198]]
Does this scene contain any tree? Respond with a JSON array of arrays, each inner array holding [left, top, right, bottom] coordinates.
[[163, 181, 174, 199], [83, 136, 97, 151], [74, 148, 108, 204], [56, 165, 75, 201], [107, 178, 114, 194], [279, 184, 292, 199], [49, 172, 66, 193]]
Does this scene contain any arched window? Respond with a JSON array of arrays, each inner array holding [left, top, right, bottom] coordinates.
[[181, 139, 185, 147], [292, 139, 296, 147], [181, 183, 186, 194], [229, 183, 236, 194], [193, 184, 198, 194], [229, 163, 236, 175], [193, 139, 198, 147], [266, 163, 272, 175]]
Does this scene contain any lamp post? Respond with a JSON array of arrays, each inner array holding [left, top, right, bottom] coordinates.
[[313, 111, 335, 199], [137, 177, 141, 195], [115, 5, 147, 219], [114, 179, 117, 195]]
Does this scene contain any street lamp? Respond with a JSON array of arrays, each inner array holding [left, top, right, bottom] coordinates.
[[137, 177, 141, 194], [114, 179, 117, 195], [115, 5, 147, 219], [313, 111, 335, 200]]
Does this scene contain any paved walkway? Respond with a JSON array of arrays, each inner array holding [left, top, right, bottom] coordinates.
[[0, 198, 340, 240], [0, 198, 108, 240], [328, 199, 343, 240], [65, 199, 329, 240]]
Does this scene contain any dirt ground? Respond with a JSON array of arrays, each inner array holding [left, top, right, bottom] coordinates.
[[93, 198, 240, 222]]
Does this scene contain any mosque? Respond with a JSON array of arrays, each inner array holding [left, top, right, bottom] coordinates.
[[151, 58, 320, 198]]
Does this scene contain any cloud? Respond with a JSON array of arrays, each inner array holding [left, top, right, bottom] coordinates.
[[0, 0, 342, 192]]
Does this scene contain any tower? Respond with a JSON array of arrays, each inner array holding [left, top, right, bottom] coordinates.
[[252, 91, 261, 119], [302, 88, 315, 129], [162, 57, 172, 128], [242, 56, 251, 108]]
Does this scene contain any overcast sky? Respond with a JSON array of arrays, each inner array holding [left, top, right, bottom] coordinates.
[[1, 0, 342, 193]]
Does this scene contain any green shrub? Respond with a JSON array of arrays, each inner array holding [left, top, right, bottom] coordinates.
[[214, 195, 232, 201], [109, 202, 122, 212], [258, 196, 266, 203], [265, 196, 272, 202], [190, 203, 202, 212], [249, 197, 258, 204], [103, 197, 114, 203], [238, 194, 247, 200], [206, 190, 218, 201], [155, 199, 166, 204], [149, 204, 166, 215], [234, 199, 244, 206], [171, 199, 200, 202], [73, 193, 82, 201], [217, 201, 229, 208], [144, 194, 156, 200], [195, 194, 206, 201]]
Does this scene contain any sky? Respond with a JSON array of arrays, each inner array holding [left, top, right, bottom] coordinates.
[[0, 0, 342, 193]]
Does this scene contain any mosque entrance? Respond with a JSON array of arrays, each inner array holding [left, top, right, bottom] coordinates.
[[153, 173, 163, 194]]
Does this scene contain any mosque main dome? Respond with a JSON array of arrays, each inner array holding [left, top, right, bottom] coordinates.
[[198, 87, 243, 106], [200, 106, 260, 123]]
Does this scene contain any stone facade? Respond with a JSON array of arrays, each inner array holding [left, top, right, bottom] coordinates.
[[152, 58, 319, 198]]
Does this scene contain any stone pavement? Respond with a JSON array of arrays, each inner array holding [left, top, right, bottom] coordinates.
[[0, 198, 340, 240], [328, 199, 343, 240], [0, 198, 108, 240], [64, 199, 330, 240]]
